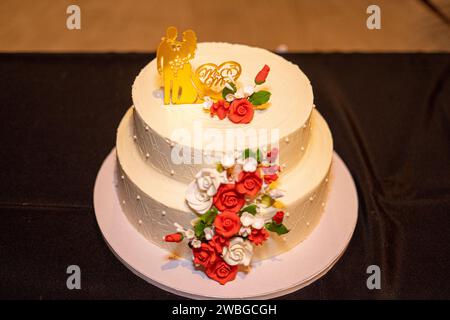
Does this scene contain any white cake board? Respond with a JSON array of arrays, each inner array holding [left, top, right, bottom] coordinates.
[[94, 149, 358, 299]]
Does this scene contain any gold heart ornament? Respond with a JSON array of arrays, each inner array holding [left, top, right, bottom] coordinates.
[[193, 61, 241, 100]]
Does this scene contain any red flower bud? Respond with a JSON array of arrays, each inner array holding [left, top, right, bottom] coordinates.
[[272, 211, 285, 224], [164, 233, 184, 243], [255, 65, 270, 85]]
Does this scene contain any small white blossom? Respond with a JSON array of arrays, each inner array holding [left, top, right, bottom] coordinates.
[[239, 226, 251, 237], [221, 153, 235, 169], [224, 82, 234, 91], [269, 189, 286, 199], [240, 212, 265, 230], [185, 229, 195, 240], [225, 93, 235, 102], [174, 222, 185, 233], [204, 227, 215, 240], [243, 157, 258, 172], [202, 96, 213, 110], [234, 89, 244, 99], [191, 239, 202, 248], [243, 85, 255, 97]]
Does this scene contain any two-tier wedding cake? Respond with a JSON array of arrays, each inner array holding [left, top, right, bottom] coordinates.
[[115, 27, 333, 285]]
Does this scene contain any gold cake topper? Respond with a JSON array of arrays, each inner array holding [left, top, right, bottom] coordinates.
[[157, 26, 241, 104], [193, 61, 241, 100]]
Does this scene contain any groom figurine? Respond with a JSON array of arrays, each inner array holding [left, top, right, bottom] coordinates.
[[157, 26, 199, 104]]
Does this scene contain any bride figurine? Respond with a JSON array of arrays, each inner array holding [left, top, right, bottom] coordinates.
[[157, 26, 199, 104]]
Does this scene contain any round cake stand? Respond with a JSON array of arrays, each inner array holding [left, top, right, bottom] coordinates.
[[93, 149, 358, 299]]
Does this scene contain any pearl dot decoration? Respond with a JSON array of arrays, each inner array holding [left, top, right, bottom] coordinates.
[[122, 200, 126, 204], [321, 202, 326, 207], [309, 196, 314, 201], [136, 195, 141, 200], [301, 146, 305, 151], [145, 125, 149, 131], [162, 210, 166, 216], [146, 153, 150, 158], [306, 222, 310, 227], [138, 219, 143, 225], [133, 135, 137, 141], [120, 175, 125, 180], [284, 137, 290, 143], [170, 170, 175, 175]]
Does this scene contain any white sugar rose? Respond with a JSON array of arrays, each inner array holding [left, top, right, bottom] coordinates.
[[222, 237, 253, 266], [195, 168, 225, 197], [186, 181, 212, 214]]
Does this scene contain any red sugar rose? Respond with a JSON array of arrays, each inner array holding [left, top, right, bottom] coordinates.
[[192, 242, 217, 268], [213, 184, 245, 213], [248, 228, 269, 246], [236, 171, 263, 197], [209, 235, 230, 254], [164, 233, 183, 243], [205, 256, 238, 285], [255, 64, 270, 85], [210, 99, 230, 120], [228, 98, 254, 124], [272, 211, 285, 224], [213, 210, 241, 238], [263, 173, 279, 184]]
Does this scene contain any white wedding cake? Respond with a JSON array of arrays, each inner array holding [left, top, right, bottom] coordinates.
[[115, 31, 333, 285]]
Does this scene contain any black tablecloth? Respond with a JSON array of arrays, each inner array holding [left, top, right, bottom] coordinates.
[[0, 53, 449, 299]]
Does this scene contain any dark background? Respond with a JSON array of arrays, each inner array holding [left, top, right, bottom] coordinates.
[[0, 53, 449, 299]]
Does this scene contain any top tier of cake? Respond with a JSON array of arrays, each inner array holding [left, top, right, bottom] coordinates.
[[131, 42, 315, 183]]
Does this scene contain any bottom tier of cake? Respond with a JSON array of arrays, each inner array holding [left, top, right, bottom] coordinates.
[[115, 107, 333, 261]]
